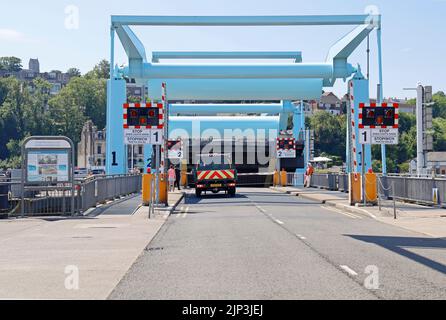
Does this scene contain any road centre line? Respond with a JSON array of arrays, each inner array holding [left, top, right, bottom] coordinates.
[[340, 265, 358, 276]]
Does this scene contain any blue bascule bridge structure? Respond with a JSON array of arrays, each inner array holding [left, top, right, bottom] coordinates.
[[105, 14, 386, 181]]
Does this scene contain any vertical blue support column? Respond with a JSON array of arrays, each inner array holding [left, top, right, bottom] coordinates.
[[377, 28, 387, 174], [106, 79, 127, 174], [279, 100, 290, 131], [292, 100, 305, 186], [350, 72, 372, 173]]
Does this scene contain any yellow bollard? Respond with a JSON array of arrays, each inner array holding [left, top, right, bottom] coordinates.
[[280, 169, 287, 187], [181, 160, 188, 187], [142, 174, 153, 206], [349, 173, 362, 205], [159, 173, 168, 205], [273, 170, 279, 186], [365, 173, 377, 204]]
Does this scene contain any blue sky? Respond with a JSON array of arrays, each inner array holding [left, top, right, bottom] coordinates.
[[0, 0, 445, 98]]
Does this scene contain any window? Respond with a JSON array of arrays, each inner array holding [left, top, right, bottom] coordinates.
[[97, 145, 102, 154], [138, 146, 143, 155]]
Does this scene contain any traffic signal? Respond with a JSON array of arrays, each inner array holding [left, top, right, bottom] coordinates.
[[361, 106, 396, 127], [126, 107, 159, 127]]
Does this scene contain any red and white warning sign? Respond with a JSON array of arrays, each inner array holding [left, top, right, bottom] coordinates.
[[276, 138, 296, 158], [358, 103, 399, 145], [123, 102, 164, 145]]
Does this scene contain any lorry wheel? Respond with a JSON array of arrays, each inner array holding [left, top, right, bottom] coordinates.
[[228, 188, 236, 197], [195, 189, 202, 197]]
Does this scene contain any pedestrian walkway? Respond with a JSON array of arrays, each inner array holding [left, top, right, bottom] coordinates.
[[271, 186, 446, 238], [0, 191, 184, 299]]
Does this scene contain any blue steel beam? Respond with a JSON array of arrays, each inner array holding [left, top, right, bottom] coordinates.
[[111, 15, 380, 27], [169, 116, 280, 139], [125, 62, 351, 79], [147, 78, 323, 101], [152, 51, 302, 63], [169, 103, 288, 115], [115, 25, 147, 62]]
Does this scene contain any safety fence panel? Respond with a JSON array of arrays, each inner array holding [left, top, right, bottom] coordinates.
[[310, 173, 338, 190], [379, 176, 446, 207]]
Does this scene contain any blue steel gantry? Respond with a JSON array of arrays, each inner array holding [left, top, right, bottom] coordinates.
[[106, 14, 385, 176]]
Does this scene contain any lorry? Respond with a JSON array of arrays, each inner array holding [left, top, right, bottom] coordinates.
[[193, 153, 237, 197]]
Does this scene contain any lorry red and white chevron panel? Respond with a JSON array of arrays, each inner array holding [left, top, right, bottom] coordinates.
[[197, 169, 235, 181]]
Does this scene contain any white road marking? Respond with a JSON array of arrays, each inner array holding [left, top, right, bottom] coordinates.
[[340, 265, 358, 276], [251, 201, 267, 213], [274, 219, 284, 225], [322, 205, 362, 219], [181, 206, 189, 218], [296, 234, 306, 240]]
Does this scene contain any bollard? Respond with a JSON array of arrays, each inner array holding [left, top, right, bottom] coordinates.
[[280, 169, 287, 187], [349, 173, 362, 205], [159, 173, 168, 205], [273, 170, 279, 187], [364, 173, 377, 204], [181, 160, 188, 187], [142, 174, 153, 206]]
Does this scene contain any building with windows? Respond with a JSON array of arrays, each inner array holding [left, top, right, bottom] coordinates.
[[77, 120, 106, 169], [0, 58, 73, 94]]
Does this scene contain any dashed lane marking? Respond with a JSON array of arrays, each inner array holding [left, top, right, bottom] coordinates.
[[340, 265, 358, 276], [181, 206, 189, 218]]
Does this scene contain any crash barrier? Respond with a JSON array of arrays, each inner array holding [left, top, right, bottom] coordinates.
[[299, 172, 443, 207], [5, 173, 141, 217], [0, 177, 10, 212], [75, 174, 142, 214], [310, 173, 337, 190], [378, 175, 446, 207], [338, 174, 349, 192]]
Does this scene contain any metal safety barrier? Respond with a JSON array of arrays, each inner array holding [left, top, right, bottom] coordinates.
[[75, 174, 142, 214], [378, 176, 446, 207], [310, 173, 338, 190], [2, 173, 141, 217]]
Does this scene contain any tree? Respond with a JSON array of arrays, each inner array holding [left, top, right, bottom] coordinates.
[[0, 56, 22, 72], [432, 117, 446, 151], [25, 77, 53, 136], [48, 90, 86, 148], [432, 91, 446, 119], [85, 59, 110, 79], [66, 68, 81, 77], [56, 76, 106, 129], [308, 111, 346, 161]]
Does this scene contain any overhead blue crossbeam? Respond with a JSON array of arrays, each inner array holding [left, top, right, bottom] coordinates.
[[125, 62, 352, 79], [111, 15, 380, 27], [151, 51, 302, 63], [169, 103, 289, 115]]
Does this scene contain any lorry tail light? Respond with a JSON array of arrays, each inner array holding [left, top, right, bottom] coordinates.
[[196, 184, 205, 188], [228, 183, 236, 187]]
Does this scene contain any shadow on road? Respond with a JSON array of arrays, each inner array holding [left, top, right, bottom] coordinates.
[[346, 234, 446, 275]]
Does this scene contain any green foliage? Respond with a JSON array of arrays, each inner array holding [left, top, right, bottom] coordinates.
[[0, 60, 108, 167], [66, 67, 81, 77], [432, 117, 446, 151], [308, 111, 346, 161], [0, 56, 22, 72], [84, 59, 110, 79]]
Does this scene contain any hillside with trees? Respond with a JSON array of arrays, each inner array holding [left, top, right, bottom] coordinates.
[[0, 57, 109, 168]]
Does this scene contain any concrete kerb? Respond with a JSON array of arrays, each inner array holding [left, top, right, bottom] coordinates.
[[270, 186, 377, 219], [154, 191, 185, 215]]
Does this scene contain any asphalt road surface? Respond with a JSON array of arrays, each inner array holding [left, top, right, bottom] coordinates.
[[109, 188, 446, 300]]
